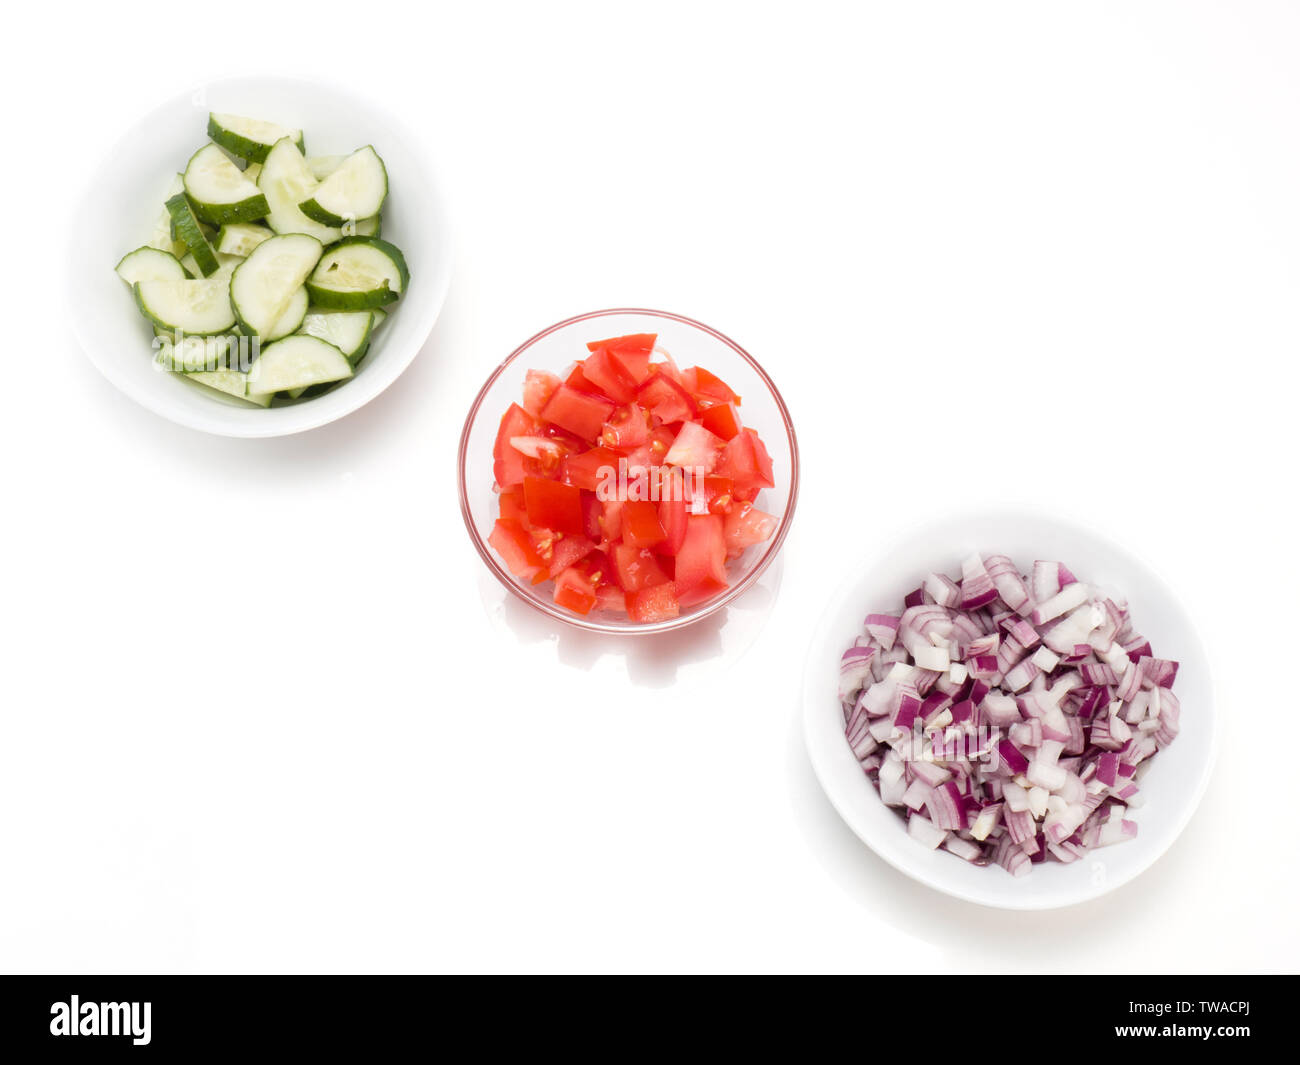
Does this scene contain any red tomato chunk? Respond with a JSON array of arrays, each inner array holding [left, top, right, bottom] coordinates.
[[487, 333, 780, 620]]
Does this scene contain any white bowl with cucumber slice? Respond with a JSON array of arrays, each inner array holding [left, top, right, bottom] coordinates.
[[69, 76, 451, 437]]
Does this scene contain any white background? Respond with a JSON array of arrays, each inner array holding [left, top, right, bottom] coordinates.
[[2, 0, 1296, 973]]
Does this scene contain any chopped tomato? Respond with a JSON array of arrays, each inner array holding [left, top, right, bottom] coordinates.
[[723, 502, 777, 559], [563, 361, 604, 395], [486, 341, 778, 621], [698, 401, 742, 441], [581, 493, 603, 541], [612, 349, 651, 384], [673, 514, 728, 595], [599, 499, 624, 542], [547, 533, 597, 578], [584, 334, 655, 382], [499, 485, 528, 526], [508, 435, 569, 475], [657, 470, 689, 555], [601, 403, 649, 449], [488, 519, 546, 584], [586, 333, 657, 356], [612, 542, 671, 592], [541, 385, 616, 443], [560, 446, 623, 492], [714, 427, 774, 497], [622, 499, 666, 548], [619, 444, 656, 482], [686, 474, 735, 516], [683, 365, 740, 406], [675, 576, 728, 608], [493, 403, 543, 488], [553, 565, 598, 615], [583, 347, 638, 403], [522, 369, 562, 417], [664, 421, 722, 472], [626, 583, 680, 623], [523, 476, 585, 536], [647, 354, 684, 385], [595, 583, 626, 613], [636, 373, 696, 424], [646, 425, 675, 461]]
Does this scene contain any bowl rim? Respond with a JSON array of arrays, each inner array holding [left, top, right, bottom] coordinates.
[[800, 506, 1219, 909], [457, 307, 800, 635], [67, 73, 452, 439]]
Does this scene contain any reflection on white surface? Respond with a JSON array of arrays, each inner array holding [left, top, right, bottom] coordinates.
[[478, 555, 784, 691], [785, 705, 1219, 966]]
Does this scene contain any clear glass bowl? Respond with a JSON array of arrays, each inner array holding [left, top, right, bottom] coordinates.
[[458, 308, 799, 634]]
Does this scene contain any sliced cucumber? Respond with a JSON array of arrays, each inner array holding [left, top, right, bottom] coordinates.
[[135, 279, 235, 335], [266, 286, 310, 342], [182, 369, 275, 407], [207, 112, 304, 164], [217, 222, 272, 257], [229, 233, 322, 337], [184, 143, 269, 225], [246, 335, 353, 394], [298, 146, 388, 227], [306, 155, 346, 181], [116, 246, 187, 285], [340, 215, 381, 239], [369, 307, 388, 331], [298, 310, 373, 361], [242, 161, 263, 184], [146, 174, 188, 257], [258, 137, 340, 244], [166, 193, 220, 276], [181, 249, 242, 281], [153, 331, 246, 372], [305, 237, 408, 309]]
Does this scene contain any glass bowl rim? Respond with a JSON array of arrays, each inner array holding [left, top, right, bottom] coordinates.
[[457, 307, 800, 635]]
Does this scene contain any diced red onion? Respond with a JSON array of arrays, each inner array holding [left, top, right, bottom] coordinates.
[[840, 552, 1181, 876], [863, 613, 900, 651]]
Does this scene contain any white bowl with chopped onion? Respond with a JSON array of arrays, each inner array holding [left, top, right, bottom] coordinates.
[[802, 511, 1216, 910]]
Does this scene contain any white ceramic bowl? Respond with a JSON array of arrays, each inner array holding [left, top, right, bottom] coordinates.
[[67, 76, 452, 437], [802, 510, 1217, 910]]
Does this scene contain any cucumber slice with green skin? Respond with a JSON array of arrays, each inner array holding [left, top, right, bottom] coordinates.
[[266, 286, 310, 342], [207, 112, 304, 164], [298, 146, 388, 227], [135, 279, 236, 335], [369, 307, 388, 331], [182, 369, 275, 407], [246, 335, 353, 394], [116, 246, 187, 285], [340, 215, 381, 239], [229, 233, 322, 337], [306, 155, 346, 181], [147, 174, 189, 257], [184, 144, 270, 225], [181, 249, 242, 281], [259, 137, 341, 244], [242, 161, 263, 184], [217, 222, 273, 256], [298, 310, 373, 361], [153, 331, 248, 372], [166, 193, 220, 276], [305, 237, 409, 310]]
